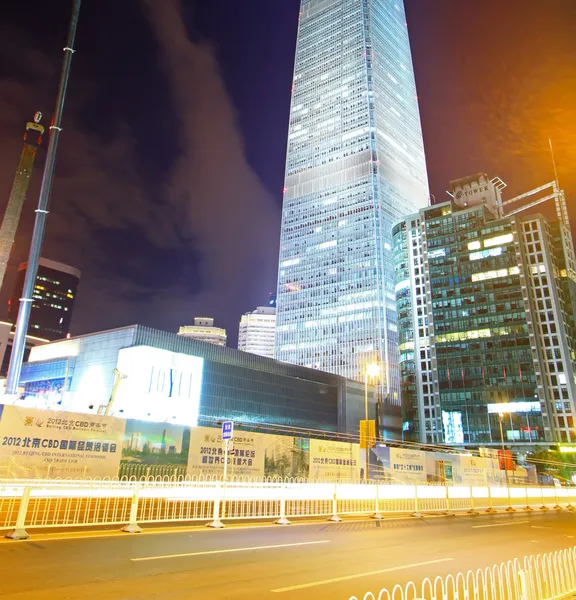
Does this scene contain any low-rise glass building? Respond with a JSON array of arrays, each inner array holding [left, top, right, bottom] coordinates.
[[17, 325, 380, 437]]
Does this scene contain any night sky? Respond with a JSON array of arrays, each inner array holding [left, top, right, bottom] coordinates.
[[0, 0, 574, 347]]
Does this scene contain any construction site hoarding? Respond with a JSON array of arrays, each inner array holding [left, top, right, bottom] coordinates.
[[309, 438, 360, 481], [0, 404, 125, 479]]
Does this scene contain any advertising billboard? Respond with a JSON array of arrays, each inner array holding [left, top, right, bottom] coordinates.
[[113, 346, 204, 426], [309, 439, 360, 481], [120, 418, 191, 479], [187, 426, 266, 479], [0, 405, 125, 479], [442, 410, 464, 444], [455, 455, 489, 486], [375, 446, 427, 483], [118, 422, 310, 481]]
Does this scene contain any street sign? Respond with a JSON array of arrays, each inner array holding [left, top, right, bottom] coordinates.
[[222, 420, 234, 440], [360, 420, 376, 449], [498, 449, 514, 471]]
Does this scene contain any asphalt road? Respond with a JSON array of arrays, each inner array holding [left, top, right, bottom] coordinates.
[[1, 511, 575, 600]]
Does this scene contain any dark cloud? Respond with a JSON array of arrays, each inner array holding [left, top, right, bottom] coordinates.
[[0, 4, 280, 344], [141, 0, 280, 322]]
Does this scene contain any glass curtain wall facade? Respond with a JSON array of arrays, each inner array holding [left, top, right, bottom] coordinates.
[[275, 0, 429, 400], [394, 200, 576, 446], [18, 325, 377, 436]]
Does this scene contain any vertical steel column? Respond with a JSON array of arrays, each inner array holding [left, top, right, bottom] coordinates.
[[364, 372, 369, 480], [5, 0, 81, 395]]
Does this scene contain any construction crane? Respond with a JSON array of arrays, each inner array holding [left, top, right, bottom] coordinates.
[[0, 112, 45, 293], [97, 368, 127, 416]]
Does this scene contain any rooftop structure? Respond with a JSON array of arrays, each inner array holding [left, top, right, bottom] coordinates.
[[178, 317, 227, 347]]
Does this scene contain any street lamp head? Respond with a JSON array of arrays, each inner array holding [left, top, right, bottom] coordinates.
[[366, 363, 380, 378]]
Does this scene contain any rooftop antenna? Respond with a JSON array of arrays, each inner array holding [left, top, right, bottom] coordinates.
[[5, 0, 82, 396]]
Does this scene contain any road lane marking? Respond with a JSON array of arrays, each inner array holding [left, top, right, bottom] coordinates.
[[131, 540, 330, 562], [531, 525, 552, 529], [472, 520, 529, 529], [270, 558, 454, 593]]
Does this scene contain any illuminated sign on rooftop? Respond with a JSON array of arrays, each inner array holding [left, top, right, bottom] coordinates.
[[487, 402, 541, 414]]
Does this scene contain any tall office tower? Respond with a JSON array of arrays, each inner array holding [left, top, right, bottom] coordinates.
[[9, 258, 81, 342], [393, 174, 576, 446], [275, 0, 429, 400], [178, 318, 227, 347], [238, 306, 276, 358]]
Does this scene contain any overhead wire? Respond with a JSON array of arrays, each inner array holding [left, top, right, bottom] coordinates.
[[196, 412, 576, 472]]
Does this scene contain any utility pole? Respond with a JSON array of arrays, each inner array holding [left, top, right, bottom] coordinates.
[[5, 0, 81, 396]]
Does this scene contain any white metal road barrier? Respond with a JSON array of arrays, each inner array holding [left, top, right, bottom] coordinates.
[[348, 545, 576, 600], [0, 478, 574, 539]]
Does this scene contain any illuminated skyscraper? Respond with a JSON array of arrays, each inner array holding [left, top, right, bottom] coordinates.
[[394, 175, 576, 446], [275, 0, 429, 400], [9, 258, 80, 342]]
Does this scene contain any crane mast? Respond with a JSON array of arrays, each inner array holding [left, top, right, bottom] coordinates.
[[0, 113, 44, 292]]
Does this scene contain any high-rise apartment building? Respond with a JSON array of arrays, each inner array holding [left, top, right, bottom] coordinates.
[[275, 0, 429, 400], [238, 306, 276, 358], [9, 258, 80, 342], [178, 318, 227, 347], [393, 174, 576, 446]]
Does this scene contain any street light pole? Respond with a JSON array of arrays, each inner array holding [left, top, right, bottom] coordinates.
[[363, 363, 380, 481], [364, 370, 369, 481], [499, 412, 515, 512]]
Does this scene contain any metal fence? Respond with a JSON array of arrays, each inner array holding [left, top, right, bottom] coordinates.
[[0, 478, 574, 539], [118, 463, 189, 481], [349, 545, 576, 600]]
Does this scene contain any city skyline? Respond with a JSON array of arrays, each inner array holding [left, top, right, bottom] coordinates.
[[0, 1, 574, 348], [1, 2, 576, 582]]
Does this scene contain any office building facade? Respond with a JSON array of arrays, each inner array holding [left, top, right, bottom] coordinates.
[[178, 318, 227, 347], [275, 0, 429, 400], [393, 175, 576, 446], [8, 258, 80, 342], [238, 306, 276, 358]]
